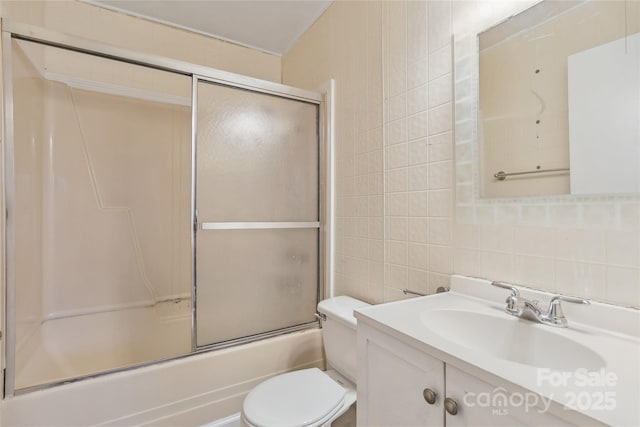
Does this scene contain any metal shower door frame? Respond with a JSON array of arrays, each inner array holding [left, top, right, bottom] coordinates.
[[190, 75, 323, 352], [0, 20, 325, 397]]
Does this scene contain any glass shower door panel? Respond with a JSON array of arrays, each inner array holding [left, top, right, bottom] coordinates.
[[196, 81, 319, 347], [196, 229, 318, 345], [10, 39, 192, 390], [196, 82, 318, 221]]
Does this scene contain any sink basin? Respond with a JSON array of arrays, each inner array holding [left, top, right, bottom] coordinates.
[[420, 309, 605, 371]]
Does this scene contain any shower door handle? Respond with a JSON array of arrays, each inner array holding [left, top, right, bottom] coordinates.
[[199, 222, 320, 230]]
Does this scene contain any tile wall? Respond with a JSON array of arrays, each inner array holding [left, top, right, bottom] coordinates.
[[453, 1, 640, 308], [382, 0, 454, 301], [284, 0, 455, 304], [290, 0, 640, 308], [284, 1, 384, 303]]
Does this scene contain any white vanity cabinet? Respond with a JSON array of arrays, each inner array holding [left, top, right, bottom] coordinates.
[[445, 365, 570, 427], [357, 322, 571, 427], [357, 323, 444, 426]]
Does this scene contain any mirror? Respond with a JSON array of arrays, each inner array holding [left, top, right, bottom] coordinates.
[[477, 0, 639, 199]]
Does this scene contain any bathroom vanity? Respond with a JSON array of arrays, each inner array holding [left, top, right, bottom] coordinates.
[[355, 276, 640, 426]]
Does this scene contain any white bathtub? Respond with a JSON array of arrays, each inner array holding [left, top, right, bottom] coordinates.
[[2, 329, 324, 426], [15, 301, 193, 390]]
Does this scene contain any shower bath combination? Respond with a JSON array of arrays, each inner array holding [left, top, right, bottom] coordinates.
[[3, 25, 325, 396]]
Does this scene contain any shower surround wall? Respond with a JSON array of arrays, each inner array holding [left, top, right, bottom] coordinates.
[[12, 40, 45, 387], [12, 38, 193, 389], [283, 0, 640, 308]]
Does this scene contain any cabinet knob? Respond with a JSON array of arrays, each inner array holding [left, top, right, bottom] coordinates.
[[422, 388, 437, 405], [444, 397, 459, 415]]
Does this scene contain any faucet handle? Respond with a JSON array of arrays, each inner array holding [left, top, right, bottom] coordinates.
[[544, 295, 590, 327], [491, 281, 522, 315], [491, 281, 520, 297], [549, 295, 591, 305]]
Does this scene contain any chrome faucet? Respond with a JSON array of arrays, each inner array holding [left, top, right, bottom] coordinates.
[[491, 281, 590, 327]]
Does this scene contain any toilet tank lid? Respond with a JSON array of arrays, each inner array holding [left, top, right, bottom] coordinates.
[[317, 296, 370, 326]]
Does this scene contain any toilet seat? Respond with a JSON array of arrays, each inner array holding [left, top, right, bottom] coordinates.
[[242, 368, 347, 427]]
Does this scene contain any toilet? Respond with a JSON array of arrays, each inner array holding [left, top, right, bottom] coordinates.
[[241, 296, 370, 427]]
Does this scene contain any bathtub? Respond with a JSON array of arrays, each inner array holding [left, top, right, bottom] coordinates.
[[2, 328, 324, 426], [15, 301, 193, 390]]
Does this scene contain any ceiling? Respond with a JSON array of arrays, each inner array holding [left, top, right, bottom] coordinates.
[[89, 0, 332, 56]]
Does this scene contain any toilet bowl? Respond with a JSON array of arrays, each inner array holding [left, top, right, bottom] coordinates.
[[240, 296, 369, 427], [241, 368, 356, 427]]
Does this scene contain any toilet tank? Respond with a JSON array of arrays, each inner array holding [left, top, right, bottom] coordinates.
[[317, 296, 370, 383]]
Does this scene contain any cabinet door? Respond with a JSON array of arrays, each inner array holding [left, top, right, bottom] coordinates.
[[445, 365, 573, 426], [358, 324, 445, 427]]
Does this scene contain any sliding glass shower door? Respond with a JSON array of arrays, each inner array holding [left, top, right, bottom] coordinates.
[[6, 32, 322, 393], [195, 80, 320, 347], [9, 38, 193, 391]]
